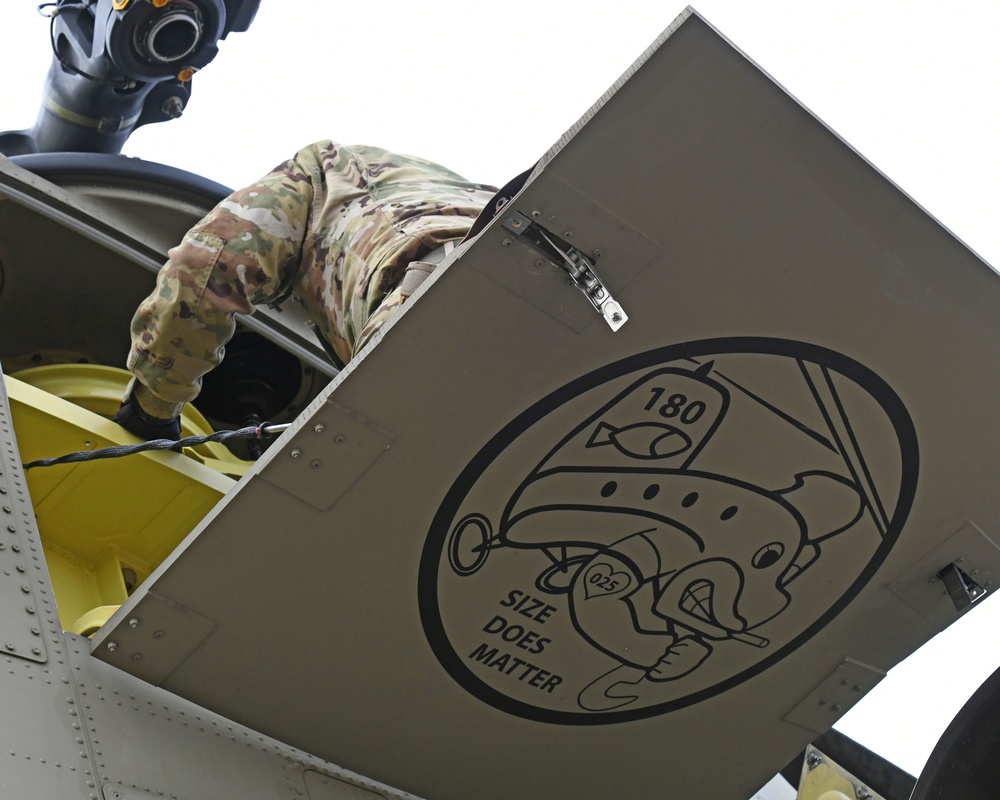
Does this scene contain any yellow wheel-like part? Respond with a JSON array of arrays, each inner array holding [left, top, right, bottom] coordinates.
[[12, 364, 250, 476]]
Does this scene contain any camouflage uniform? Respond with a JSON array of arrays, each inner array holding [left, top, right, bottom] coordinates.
[[126, 141, 497, 419]]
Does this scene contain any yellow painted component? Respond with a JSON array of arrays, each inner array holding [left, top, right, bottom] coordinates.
[[7, 373, 238, 636], [177, 67, 195, 82], [152, 0, 169, 6], [13, 364, 249, 477], [796, 746, 884, 800], [69, 606, 121, 638], [112, 0, 130, 9]]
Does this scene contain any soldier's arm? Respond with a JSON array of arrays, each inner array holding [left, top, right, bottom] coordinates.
[[126, 147, 321, 419]]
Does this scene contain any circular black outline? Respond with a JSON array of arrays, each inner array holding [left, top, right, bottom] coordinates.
[[418, 338, 918, 726], [447, 513, 493, 576]]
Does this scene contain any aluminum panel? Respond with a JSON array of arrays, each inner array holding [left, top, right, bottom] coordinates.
[[95, 10, 1000, 800]]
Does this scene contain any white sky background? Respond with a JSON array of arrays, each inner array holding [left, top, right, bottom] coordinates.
[[3, 0, 1000, 783]]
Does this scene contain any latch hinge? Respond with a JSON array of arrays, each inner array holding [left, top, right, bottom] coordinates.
[[937, 562, 987, 612], [502, 211, 627, 331]]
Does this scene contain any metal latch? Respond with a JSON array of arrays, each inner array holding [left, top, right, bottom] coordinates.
[[502, 211, 627, 331], [937, 562, 987, 612]]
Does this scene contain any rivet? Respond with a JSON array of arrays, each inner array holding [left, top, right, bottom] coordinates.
[[289, 449, 302, 459], [153, 630, 165, 639], [313, 424, 325, 434], [31, 647, 40, 656], [106, 642, 118, 653], [593, 248, 603, 258], [334, 434, 346, 444], [611, 312, 622, 323], [310, 460, 321, 469], [562, 229, 573, 238], [531, 209, 541, 218], [501, 238, 512, 247], [831, 703, 842, 712], [131, 653, 143, 662], [128, 618, 140, 629]]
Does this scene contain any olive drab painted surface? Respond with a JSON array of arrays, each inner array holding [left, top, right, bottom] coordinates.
[[95, 9, 1000, 800], [423, 341, 915, 724]]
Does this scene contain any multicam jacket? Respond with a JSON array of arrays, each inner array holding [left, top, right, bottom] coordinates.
[[127, 140, 497, 418]]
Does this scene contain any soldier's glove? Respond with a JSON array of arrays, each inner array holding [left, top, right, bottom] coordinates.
[[113, 391, 182, 442]]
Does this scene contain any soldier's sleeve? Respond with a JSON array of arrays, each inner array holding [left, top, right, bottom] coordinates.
[[126, 147, 320, 419]]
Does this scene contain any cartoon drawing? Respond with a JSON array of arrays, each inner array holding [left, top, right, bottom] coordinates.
[[424, 343, 915, 724]]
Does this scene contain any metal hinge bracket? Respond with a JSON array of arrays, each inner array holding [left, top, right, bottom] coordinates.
[[502, 211, 627, 331]]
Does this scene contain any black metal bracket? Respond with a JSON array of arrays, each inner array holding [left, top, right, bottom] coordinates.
[[937, 562, 987, 613]]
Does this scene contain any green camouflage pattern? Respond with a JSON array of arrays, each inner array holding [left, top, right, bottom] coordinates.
[[127, 141, 496, 418]]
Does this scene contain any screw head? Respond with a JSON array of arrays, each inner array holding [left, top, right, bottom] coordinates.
[[501, 238, 512, 248]]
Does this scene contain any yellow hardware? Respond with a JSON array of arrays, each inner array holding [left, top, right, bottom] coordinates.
[[152, 0, 169, 6], [112, 0, 130, 9], [13, 363, 249, 477], [177, 67, 195, 82], [6, 370, 240, 636], [69, 606, 122, 638], [796, 746, 885, 800]]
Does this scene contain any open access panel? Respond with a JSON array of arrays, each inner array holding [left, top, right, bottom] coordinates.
[[95, 9, 1000, 800]]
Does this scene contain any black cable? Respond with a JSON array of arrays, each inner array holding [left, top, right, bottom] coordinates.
[[24, 422, 287, 470]]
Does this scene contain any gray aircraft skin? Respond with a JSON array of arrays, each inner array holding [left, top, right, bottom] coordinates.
[[0, 3, 408, 799], [0, 3, 994, 799]]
